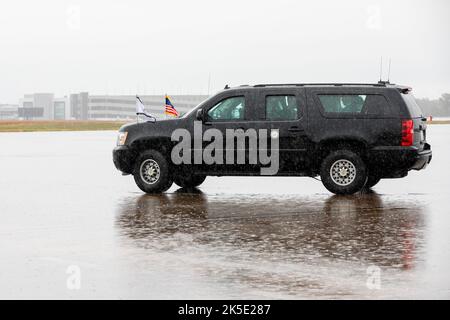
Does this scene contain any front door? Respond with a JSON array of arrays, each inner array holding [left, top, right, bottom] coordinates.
[[200, 90, 259, 174]]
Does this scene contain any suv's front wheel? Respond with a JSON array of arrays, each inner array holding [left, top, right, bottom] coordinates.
[[133, 150, 173, 193], [320, 150, 367, 195]]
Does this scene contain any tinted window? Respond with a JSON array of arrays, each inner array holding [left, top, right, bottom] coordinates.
[[207, 96, 245, 120], [402, 93, 423, 118], [364, 95, 391, 116], [265, 95, 298, 120], [318, 95, 366, 113]]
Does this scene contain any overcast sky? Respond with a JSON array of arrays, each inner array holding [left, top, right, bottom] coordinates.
[[0, 0, 449, 103]]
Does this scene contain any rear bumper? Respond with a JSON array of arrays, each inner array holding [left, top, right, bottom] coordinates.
[[410, 143, 432, 170], [112, 146, 136, 174], [368, 143, 432, 176]]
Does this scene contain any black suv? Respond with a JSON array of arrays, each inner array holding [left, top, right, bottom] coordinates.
[[113, 82, 432, 195]]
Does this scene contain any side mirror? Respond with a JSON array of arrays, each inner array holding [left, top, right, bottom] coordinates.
[[196, 109, 204, 122]]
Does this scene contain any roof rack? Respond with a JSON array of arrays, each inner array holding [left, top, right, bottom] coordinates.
[[253, 83, 387, 88]]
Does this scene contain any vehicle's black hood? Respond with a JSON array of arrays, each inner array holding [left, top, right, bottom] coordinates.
[[119, 118, 187, 143]]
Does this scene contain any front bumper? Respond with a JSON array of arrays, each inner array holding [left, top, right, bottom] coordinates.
[[113, 146, 136, 174]]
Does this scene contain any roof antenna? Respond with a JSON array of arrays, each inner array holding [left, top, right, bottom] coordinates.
[[379, 56, 383, 82], [387, 58, 391, 83]]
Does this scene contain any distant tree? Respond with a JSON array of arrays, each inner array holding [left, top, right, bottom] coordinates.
[[440, 94, 450, 115], [416, 93, 450, 117]]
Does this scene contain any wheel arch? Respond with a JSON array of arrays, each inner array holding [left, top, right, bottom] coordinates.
[[128, 137, 173, 169], [315, 138, 369, 168], [130, 137, 173, 158]]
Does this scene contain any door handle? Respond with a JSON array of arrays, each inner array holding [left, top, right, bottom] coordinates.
[[288, 126, 304, 132]]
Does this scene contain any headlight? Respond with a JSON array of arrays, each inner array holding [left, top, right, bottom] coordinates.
[[117, 132, 128, 146]]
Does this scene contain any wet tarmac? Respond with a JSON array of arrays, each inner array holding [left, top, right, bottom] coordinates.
[[0, 126, 449, 299]]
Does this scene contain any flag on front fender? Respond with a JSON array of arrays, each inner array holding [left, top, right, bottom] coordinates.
[[165, 95, 179, 117], [136, 95, 146, 114]]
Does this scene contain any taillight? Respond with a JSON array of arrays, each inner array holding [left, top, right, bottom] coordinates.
[[401, 119, 414, 146]]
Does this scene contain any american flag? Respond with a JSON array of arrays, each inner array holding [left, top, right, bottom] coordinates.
[[165, 95, 179, 117]]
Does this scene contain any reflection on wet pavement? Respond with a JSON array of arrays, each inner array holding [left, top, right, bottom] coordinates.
[[116, 190, 427, 298], [1, 128, 449, 299]]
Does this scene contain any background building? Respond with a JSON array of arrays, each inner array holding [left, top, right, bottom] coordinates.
[[9, 93, 207, 121], [18, 93, 69, 120], [70, 92, 89, 120], [0, 104, 19, 119], [71, 93, 208, 120], [53, 97, 71, 120]]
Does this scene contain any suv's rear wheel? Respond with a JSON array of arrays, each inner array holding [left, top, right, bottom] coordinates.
[[174, 174, 206, 188], [133, 150, 173, 193], [320, 150, 367, 195]]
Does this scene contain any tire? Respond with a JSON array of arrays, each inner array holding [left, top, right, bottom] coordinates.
[[365, 174, 381, 189], [320, 150, 367, 195], [174, 174, 206, 188], [133, 150, 173, 193]]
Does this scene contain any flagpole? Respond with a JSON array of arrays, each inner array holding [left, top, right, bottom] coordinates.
[[135, 95, 156, 123], [136, 95, 139, 124]]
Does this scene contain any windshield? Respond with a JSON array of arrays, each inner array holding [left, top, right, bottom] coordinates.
[[182, 96, 211, 118]]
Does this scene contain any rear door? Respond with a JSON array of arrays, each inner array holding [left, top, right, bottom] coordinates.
[[253, 88, 310, 174], [401, 93, 427, 151]]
